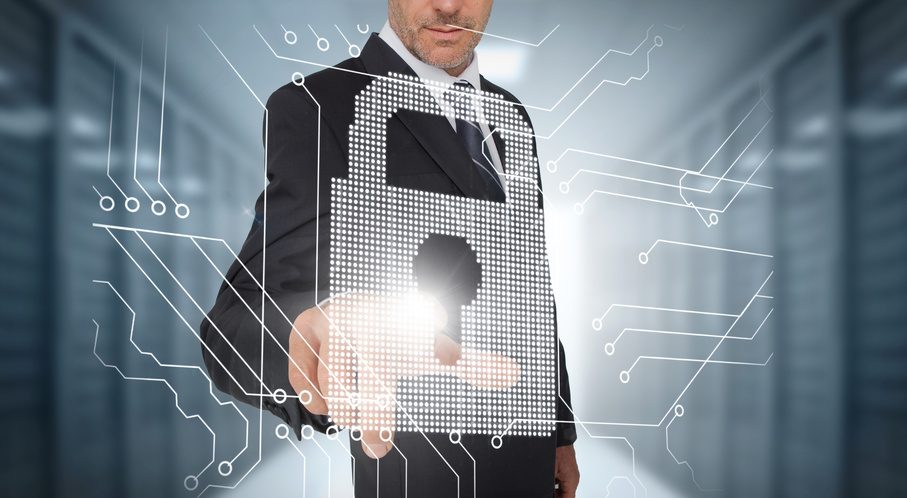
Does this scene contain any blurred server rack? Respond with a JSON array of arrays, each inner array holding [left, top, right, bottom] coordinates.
[[0, 0, 54, 496], [774, 32, 845, 498], [636, 142, 683, 472], [635, 2, 907, 497], [719, 87, 776, 498], [648, 16, 845, 498], [13, 0, 264, 495], [118, 77, 178, 497], [624, 88, 748, 494], [170, 111, 219, 487], [55, 29, 130, 498], [844, 0, 907, 495], [674, 121, 731, 493]]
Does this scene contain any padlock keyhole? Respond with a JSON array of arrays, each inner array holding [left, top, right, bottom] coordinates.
[[412, 234, 481, 343]]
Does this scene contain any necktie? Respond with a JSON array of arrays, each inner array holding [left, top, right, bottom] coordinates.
[[445, 80, 507, 201]]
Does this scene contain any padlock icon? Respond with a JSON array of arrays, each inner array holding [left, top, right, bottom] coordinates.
[[327, 73, 556, 441]]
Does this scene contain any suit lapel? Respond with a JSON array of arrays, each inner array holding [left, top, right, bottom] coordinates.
[[359, 34, 497, 201], [481, 76, 514, 174]]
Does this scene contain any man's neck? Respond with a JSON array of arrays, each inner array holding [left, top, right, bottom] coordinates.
[[442, 55, 472, 77]]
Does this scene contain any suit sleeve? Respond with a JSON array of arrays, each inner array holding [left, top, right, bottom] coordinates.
[[521, 111, 577, 447], [199, 85, 340, 438], [554, 310, 577, 446]]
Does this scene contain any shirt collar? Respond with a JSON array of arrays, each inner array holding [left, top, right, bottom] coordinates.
[[378, 21, 482, 92]]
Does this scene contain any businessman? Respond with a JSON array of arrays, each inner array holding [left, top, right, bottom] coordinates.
[[201, 0, 579, 496]]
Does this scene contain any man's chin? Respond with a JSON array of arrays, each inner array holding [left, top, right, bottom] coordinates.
[[415, 44, 470, 70]]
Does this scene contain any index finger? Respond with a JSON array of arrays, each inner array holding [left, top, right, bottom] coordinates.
[[289, 309, 331, 414], [357, 370, 397, 459]]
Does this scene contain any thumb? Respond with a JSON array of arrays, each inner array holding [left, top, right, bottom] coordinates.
[[355, 367, 398, 459]]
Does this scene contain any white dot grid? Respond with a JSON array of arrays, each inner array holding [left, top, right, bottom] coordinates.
[[328, 73, 556, 437]]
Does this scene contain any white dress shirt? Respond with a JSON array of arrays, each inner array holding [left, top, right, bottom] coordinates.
[[378, 21, 508, 194]]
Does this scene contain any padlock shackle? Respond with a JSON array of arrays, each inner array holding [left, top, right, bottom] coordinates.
[[348, 72, 540, 205]]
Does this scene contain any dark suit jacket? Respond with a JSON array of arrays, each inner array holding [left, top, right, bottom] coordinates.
[[200, 33, 576, 497]]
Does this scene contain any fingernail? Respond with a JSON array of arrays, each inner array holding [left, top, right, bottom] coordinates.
[[364, 442, 389, 459], [434, 334, 462, 365]]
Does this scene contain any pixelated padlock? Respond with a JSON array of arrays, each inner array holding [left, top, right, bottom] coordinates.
[[327, 73, 556, 439]]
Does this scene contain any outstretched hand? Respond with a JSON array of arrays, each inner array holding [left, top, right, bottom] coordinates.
[[288, 294, 520, 458]]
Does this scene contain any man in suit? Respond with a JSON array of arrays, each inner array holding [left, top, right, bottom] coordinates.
[[200, 0, 579, 496]]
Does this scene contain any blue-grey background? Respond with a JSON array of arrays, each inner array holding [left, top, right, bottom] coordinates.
[[1, 0, 905, 496]]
